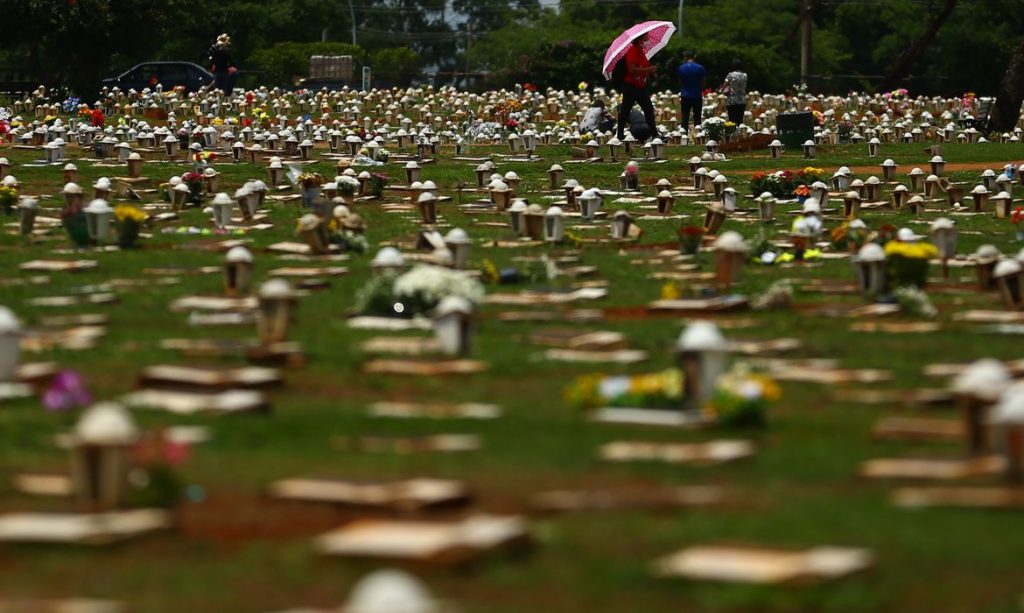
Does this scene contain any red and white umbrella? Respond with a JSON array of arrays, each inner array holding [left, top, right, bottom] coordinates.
[[602, 21, 677, 80]]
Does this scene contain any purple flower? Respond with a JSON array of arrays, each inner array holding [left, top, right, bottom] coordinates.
[[42, 370, 92, 412]]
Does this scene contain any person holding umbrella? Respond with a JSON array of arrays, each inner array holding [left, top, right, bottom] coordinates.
[[615, 33, 659, 142]]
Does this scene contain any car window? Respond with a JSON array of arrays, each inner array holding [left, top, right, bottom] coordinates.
[[158, 65, 188, 86]]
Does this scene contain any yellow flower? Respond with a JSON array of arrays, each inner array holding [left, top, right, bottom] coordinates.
[[885, 241, 938, 259], [480, 259, 499, 284], [113, 205, 147, 223], [660, 281, 681, 300], [751, 374, 782, 401]]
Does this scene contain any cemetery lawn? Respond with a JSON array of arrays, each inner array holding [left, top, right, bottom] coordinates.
[[2, 141, 1024, 612]]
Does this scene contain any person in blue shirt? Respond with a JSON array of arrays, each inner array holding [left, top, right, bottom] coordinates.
[[677, 51, 705, 134]]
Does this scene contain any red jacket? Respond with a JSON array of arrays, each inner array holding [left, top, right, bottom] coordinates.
[[624, 44, 650, 88]]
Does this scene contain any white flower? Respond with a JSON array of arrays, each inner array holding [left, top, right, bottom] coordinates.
[[393, 265, 485, 306]]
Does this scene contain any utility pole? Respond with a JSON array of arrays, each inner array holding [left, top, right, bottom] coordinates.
[[800, 0, 812, 86], [677, 0, 684, 40], [348, 0, 357, 46]]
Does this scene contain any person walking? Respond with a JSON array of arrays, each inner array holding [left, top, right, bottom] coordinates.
[[677, 51, 705, 134], [721, 60, 748, 125], [208, 33, 238, 95], [615, 33, 659, 142]]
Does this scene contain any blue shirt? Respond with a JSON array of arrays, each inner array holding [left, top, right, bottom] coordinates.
[[677, 61, 705, 99]]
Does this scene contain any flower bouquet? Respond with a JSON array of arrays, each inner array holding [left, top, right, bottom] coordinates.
[[1012, 206, 1024, 241], [678, 225, 706, 255], [830, 222, 869, 252], [885, 240, 938, 288], [368, 173, 389, 198], [708, 363, 780, 428], [298, 172, 324, 207], [702, 117, 727, 142], [0, 185, 17, 215], [624, 161, 640, 190], [355, 265, 485, 318], [114, 205, 147, 249], [125, 431, 187, 509], [793, 184, 810, 203], [749, 170, 796, 199], [337, 175, 360, 204], [797, 166, 826, 185], [565, 369, 683, 411], [61, 206, 90, 248], [330, 226, 368, 254]]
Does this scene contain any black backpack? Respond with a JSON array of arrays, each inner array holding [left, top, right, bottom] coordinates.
[[610, 57, 627, 86]]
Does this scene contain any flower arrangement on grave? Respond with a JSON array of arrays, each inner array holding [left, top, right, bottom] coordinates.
[[0, 185, 17, 215], [367, 172, 388, 198], [0, 119, 9, 142], [298, 172, 324, 189], [702, 116, 727, 141], [332, 230, 368, 254], [811, 110, 825, 126], [1012, 206, 1024, 241], [337, 175, 360, 195], [876, 223, 898, 244], [114, 205, 147, 249], [660, 281, 682, 300], [793, 184, 810, 202], [678, 225, 705, 255], [624, 161, 640, 190], [355, 265, 485, 318], [830, 222, 870, 252], [565, 369, 683, 412], [961, 92, 976, 110], [478, 255, 558, 285], [884, 239, 938, 288], [749, 170, 795, 198], [797, 166, 826, 185], [375, 148, 390, 163], [60, 204, 90, 247], [194, 150, 217, 164], [886, 88, 909, 101], [325, 216, 368, 254], [708, 363, 781, 428], [181, 171, 204, 204], [42, 369, 91, 412], [894, 286, 937, 318], [91, 108, 105, 127], [126, 430, 188, 509], [77, 107, 93, 122]]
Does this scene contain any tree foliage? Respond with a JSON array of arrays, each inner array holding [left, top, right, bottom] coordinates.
[[0, 0, 1021, 98]]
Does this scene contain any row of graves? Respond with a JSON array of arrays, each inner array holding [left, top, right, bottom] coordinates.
[[0, 82, 1022, 610]]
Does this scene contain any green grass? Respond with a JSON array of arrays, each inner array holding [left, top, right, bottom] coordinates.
[[1, 138, 1024, 611]]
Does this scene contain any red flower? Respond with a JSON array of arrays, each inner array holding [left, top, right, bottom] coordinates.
[[1012, 206, 1024, 224], [523, 83, 537, 92], [90, 109, 105, 127]]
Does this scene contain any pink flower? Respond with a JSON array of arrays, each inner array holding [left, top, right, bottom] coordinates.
[[42, 370, 91, 412]]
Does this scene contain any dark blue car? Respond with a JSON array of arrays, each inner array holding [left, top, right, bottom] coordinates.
[[101, 61, 213, 93]]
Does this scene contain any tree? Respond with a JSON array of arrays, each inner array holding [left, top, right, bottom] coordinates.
[[0, 0, 182, 96], [990, 37, 1024, 132], [876, 0, 957, 92]]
